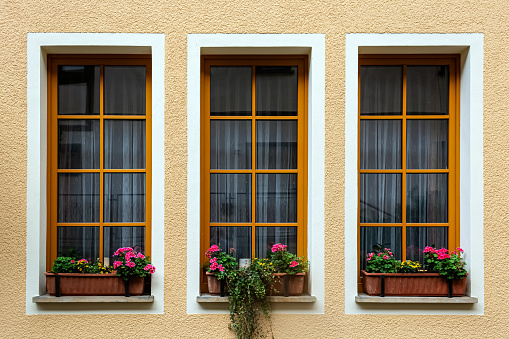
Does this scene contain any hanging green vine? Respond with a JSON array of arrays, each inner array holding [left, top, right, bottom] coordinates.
[[227, 258, 275, 339]]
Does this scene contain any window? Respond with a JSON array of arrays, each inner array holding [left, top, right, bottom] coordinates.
[[357, 55, 460, 288], [47, 55, 152, 268], [200, 56, 308, 292]]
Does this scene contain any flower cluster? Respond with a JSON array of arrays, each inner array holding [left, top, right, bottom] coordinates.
[[113, 247, 155, 281], [399, 260, 421, 273], [424, 246, 467, 280], [268, 243, 308, 275], [365, 248, 399, 273], [205, 244, 237, 280]]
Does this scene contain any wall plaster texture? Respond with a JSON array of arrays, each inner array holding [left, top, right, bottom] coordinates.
[[1, 0, 508, 337]]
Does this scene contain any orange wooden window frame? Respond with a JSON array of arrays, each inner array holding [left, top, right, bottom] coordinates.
[[200, 56, 308, 292], [47, 55, 152, 270], [357, 55, 460, 290]]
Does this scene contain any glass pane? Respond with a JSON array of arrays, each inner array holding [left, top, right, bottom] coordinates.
[[406, 66, 449, 115], [406, 227, 448, 264], [210, 120, 251, 169], [407, 174, 448, 223], [360, 174, 401, 223], [210, 66, 252, 116], [256, 120, 297, 169], [103, 226, 145, 266], [104, 120, 146, 169], [360, 226, 402, 272], [360, 120, 401, 169], [360, 66, 402, 116], [210, 226, 251, 260], [58, 65, 100, 115], [104, 66, 146, 115], [58, 120, 99, 169], [104, 173, 146, 223], [58, 173, 99, 223], [210, 174, 251, 223], [57, 226, 99, 262], [256, 174, 297, 223], [255, 226, 297, 259], [406, 120, 448, 169], [256, 66, 298, 116]]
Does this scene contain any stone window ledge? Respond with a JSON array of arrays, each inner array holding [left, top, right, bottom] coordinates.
[[355, 293, 478, 304], [196, 294, 316, 303], [33, 294, 154, 303]]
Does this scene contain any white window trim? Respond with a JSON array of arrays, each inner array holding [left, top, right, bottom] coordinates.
[[344, 33, 484, 314], [26, 33, 165, 314], [187, 34, 325, 314]]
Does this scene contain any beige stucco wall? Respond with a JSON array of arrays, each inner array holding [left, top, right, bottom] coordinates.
[[1, 0, 508, 337]]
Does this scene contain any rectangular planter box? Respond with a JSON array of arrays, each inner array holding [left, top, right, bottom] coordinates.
[[45, 272, 144, 296], [272, 273, 306, 296], [361, 270, 467, 297]]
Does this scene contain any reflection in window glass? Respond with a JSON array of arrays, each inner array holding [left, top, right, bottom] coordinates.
[[256, 174, 297, 223], [57, 226, 99, 262], [255, 227, 297, 259], [58, 173, 100, 223], [406, 174, 448, 223], [104, 173, 146, 223], [360, 66, 402, 116], [58, 120, 100, 169], [406, 66, 449, 115], [58, 65, 100, 115], [256, 66, 298, 116], [360, 174, 401, 223], [406, 120, 448, 169], [210, 66, 252, 116], [103, 226, 145, 265], [104, 120, 146, 169], [104, 66, 146, 115], [210, 174, 251, 223], [210, 120, 251, 169], [256, 120, 297, 169], [210, 226, 251, 260], [360, 119, 401, 169]]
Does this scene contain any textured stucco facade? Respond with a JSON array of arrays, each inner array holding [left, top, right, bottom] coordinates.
[[1, 0, 508, 337]]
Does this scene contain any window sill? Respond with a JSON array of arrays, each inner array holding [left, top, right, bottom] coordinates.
[[355, 293, 478, 304], [196, 294, 316, 303], [33, 294, 154, 303]]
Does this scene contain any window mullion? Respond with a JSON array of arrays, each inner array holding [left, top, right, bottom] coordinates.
[[251, 65, 256, 259], [99, 64, 104, 263], [401, 64, 407, 262]]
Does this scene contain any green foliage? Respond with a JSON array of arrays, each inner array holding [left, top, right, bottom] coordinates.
[[51, 257, 113, 274], [424, 246, 467, 280], [365, 248, 399, 273], [51, 257, 79, 273], [228, 258, 274, 339], [267, 243, 308, 275]]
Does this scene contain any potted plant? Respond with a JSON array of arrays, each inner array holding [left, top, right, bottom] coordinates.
[[268, 243, 309, 296], [204, 244, 237, 295], [45, 247, 155, 297], [361, 247, 467, 297], [227, 258, 274, 339]]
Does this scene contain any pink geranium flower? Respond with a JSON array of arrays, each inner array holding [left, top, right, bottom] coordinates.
[[126, 261, 136, 268], [289, 261, 299, 268], [113, 260, 123, 269], [137, 253, 145, 259], [383, 255, 389, 260]]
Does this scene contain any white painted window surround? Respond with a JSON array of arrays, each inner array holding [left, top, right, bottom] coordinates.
[[345, 34, 484, 314], [187, 34, 325, 314], [26, 33, 165, 314]]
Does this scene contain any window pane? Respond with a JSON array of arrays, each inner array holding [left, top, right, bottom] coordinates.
[[360, 174, 401, 223], [104, 173, 146, 223], [210, 174, 251, 223], [406, 66, 449, 115], [104, 120, 146, 169], [57, 226, 99, 262], [406, 120, 448, 169], [256, 174, 297, 223], [58, 173, 99, 223], [58, 120, 99, 169], [103, 226, 145, 266], [210, 226, 251, 260], [360, 66, 402, 116], [406, 227, 448, 264], [256, 120, 297, 169], [360, 226, 402, 272], [255, 226, 297, 259], [210, 66, 252, 116], [406, 174, 448, 223], [104, 66, 146, 115], [58, 65, 100, 115], [256, 66, 298, 116], [210, 120, 251, 169], [360, 120, 401, 169]]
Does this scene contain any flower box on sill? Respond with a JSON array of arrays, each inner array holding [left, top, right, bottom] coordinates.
[[361, 270, 467, 297], [45, 272, 145, 296]]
